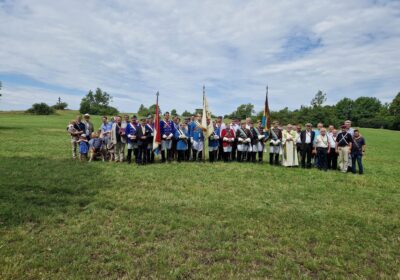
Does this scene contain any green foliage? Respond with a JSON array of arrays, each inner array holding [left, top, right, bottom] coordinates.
[[352, 97, 382, 123], [25, 102, 55, 115], [137, 104, 150, 116], [79, 88, 119, 116], [335, 98, 354, 120], [0, 110, 399, 278], [229, 103, 255, 119], [52, 102, 68, 110], [181, 110, 191, 117], [389, 92, 400, 116], [311, 90, 327, 107], [171, 109, 178, 116]]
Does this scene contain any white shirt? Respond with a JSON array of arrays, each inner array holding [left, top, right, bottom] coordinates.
[[328, 133, 336, 148], [315, 134, 329, 148], [305, 130, 312, 144]]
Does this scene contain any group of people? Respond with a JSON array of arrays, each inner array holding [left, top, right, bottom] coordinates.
[[67, 113, 366, 174]]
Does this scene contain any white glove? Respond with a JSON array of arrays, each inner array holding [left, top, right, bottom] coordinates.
[[167, 133, 173, 139], [190, 137, 193, 143], [214, 135, 219, 140], [179, 135, 184, 139], [238, 137, 244, 142], [258, 135, 264, 140], [162, 134, 167, 139], [223, 137, 228, 141], [246, 138, 251, 143]]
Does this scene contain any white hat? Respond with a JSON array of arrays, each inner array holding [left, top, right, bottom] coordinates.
[[84, 113, 90, 117]]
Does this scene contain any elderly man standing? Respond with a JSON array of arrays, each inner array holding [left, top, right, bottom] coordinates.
[[300, 123, 315, 168], [336, 125, 353, 172], [110, 116, 127, 162], [327, 128, 338, 170], [314, 127, 330, 171], [82, 113, 94, 140], [269, 121, 282, 165]]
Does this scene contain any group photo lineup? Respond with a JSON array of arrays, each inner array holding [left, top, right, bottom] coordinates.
[[0, 0, 399, 279]]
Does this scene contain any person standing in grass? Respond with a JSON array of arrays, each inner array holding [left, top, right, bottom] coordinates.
[[351, 129, 366, 175], [160, 112, 175, 163], [67, 120, 83, 159], [135, 118, 151, 165], [146, 115, 155, 164], [175, 122, 189, 162], [82, 113, 94, 140], [88, 132, 105, 162], [300, 123, 315, 168], [221, 125, 235, 162], [251, 121, 265, 163], [189, 114, 204, 161], [208, 120, 220, 163], [296, 124, 303, 163], [126, 116, 138, 164], [282, 124, 299, 167], [77, 134, 89, 161], [314, 127, 330, 171], [236, 121, 251, 162], [215, 116, 226, 161], [336, 125, 353, 173], [327, 128, 338, 170], [110, 116, 127, 162], [269, 121, 282, 165]]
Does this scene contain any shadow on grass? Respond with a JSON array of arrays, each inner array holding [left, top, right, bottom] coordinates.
[[0, 126, 22, 130], [0, 157, 111, 228]]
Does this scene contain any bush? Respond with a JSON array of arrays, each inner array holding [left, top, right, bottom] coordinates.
[[358, 116, 394, 129], [52, 102, 68, 110], [26, 103, 55, 115]]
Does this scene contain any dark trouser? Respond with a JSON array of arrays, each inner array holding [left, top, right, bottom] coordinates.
[[296, 143, 302, 163], [209, 150, 217, 163], [232, 141, 237, 161], [351, 153, 363, 174], [186, 141, 192, 161], [237, 151, 243, 162], [146, 149, 154, 163], [223, 151, 230, 162], [327, 148, 337, 170], [137, 145, 147, 164], [161, 149, 172, 162], [192, 149, 202, 161], [251, 152, 257, 162], [127, 148, 138, 164], [177, 150, 185, 162], [258, 151, 263, 162], [172, 139, 177, 160], [218, 139, 223, 160], [317, 147, 328, 171], [301, 143, 313, 168]]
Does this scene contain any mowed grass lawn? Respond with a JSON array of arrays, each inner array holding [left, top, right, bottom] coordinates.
[[0, 110, 399, 279]]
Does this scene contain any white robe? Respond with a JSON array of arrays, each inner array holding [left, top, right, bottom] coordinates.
[[282, 130, 299, 167]]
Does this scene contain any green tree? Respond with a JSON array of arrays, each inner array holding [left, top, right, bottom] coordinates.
[[26, 103, 55, 115], [79, 88, 118, 115], [52, 97, 68, 110], [171, 109, 178, 116], [138, 104, 149, 116], [148, 104, 161, 115], [311, 90, 327, 107], [389, 92, 400, 117], [352, 97, 382, 123], [335, 98, 354, 121], [230, 103, 254, 119], [181, 110, 191, 117]]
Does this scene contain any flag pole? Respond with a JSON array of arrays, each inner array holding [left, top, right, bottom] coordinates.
[[202, 85, 207, 162]]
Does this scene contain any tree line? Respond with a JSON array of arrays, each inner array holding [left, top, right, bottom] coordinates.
[[18, 83, 400, 130]]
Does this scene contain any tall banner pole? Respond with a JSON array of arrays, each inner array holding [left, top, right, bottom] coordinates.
[[203, 85, 207, 162]]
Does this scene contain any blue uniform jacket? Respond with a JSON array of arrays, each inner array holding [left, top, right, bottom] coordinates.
[[189, 121, 204, 142], [209, 126, 220, 147], [125, 123, 138, 144], [174, 128, 189, 150], [160, 119, 175, 137]]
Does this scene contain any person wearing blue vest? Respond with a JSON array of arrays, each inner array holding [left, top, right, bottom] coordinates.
[[160, 112, 175, 163], [208, 120, 220, 163], [189, 114, 204, 161], [126, 116, 138, 164], [174, 122, 190, 162]]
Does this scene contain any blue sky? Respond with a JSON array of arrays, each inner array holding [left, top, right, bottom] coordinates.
[[0, 0, 399, 115]]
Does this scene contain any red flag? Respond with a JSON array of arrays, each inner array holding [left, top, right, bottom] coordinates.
[[153, 91, 161, 151]]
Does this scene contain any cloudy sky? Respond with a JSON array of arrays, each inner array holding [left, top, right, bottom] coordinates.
[[0, 0, 399, 115]]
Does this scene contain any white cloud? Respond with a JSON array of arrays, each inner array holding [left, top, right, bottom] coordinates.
[[0, 0, 399, 114]]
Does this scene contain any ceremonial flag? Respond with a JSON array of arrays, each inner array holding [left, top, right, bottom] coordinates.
[[201, 85, 214, 138], [153, 91, 161, 152], [262, 85, 271, 130]]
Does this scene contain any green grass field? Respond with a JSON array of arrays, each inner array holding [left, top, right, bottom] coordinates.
[[0, 110, 399, 279]]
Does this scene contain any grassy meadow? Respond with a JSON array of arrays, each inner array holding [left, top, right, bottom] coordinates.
[[0, 110, 399, 279]]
